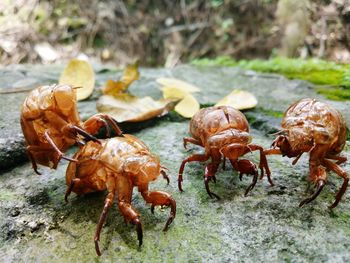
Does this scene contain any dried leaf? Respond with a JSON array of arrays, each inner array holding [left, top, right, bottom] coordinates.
[[102, 63, 140, 96], [215, 89, 258, 110], [156, 78, 200, 93], [157, 78, 201, 118], [102, 79, 126, 96], [161, 86, 188, 100], [121, 63, 140, 86], [59, 59, 95, 101], [174, 94, 200, 118], [97, 94, 175, 122]]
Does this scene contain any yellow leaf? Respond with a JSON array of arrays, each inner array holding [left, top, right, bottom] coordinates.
[[59, 59, 95, 101], [102, 63, 140, 96], [161, 86, 188, 100], [174, 94, 200, 118], [97, 94, 175, 122], [121, 63, 140, 86], [215, 89, 258, 110], [156, 78, 200, 93], [102, 79, 126, 96]]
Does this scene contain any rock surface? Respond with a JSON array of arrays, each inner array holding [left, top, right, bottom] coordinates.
[[1, 64, 350, 262]]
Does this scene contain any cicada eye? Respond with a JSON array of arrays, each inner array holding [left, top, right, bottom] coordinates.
[[237, 131, 251, 144], [140, 161, 159, 181], [141, 161, 159, 175]]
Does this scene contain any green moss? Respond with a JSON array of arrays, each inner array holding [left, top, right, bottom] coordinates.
[[259, 109, 284, 118], [244, 113, 257, 124], [192, 56, 238, 67], [0, 190, 17, 201], [192, 56, 350, 101], [237, 58, 350, 85], [200, 103, 215, 108], [317, 87, 350, 101], [161, 111, 186, 122], [330, 212, 350, 237]]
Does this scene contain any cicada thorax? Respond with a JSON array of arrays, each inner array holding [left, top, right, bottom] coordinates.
[[205, 128, 252, 155], [66, 136, 162, 196], [190, 105, 249, 146], [282, 98, 347, 155], [122, 154, 161, 186], [100, 136, 160, 186]]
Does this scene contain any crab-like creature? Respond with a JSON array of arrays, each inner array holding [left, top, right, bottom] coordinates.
[[265, 98, 348, 208], [178, 106, 273, 199], [21, 84, 121, 173], [65, 135, 176, 256]]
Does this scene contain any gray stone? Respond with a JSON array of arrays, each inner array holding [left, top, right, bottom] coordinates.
[[0, 136, 27, 170], [1, 64, 350, 262]]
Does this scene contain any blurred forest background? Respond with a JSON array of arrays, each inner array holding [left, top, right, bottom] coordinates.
[[0, 0, 350, 67]]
